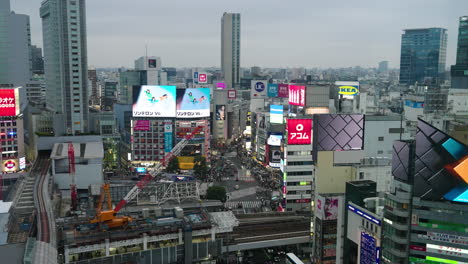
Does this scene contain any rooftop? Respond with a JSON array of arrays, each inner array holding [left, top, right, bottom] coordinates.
[[50, 142, 104, 160]]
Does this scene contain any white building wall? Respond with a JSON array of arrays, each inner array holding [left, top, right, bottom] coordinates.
[[364, 118, 407, 159]]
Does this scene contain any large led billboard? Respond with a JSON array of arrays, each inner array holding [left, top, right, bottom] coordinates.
[[270, 105, 284, 124], [287, 119, 312, 145], [132, 85, 176, 117], [0, 89, 20, 117], [288, 85, 305, 106], [413, 119, 468, 203], [176, 88, 210, 118], [314, 114, 364, 151], [267, 135, 282, 146]]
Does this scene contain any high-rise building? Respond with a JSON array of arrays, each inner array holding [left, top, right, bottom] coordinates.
[[88, 68, 98, 104], [31, 45, 44, 74], [378, 61, 389, 73], [40, 0, 89, 134], [399, 28, 447, 86], [221, 12, 240, 89], [451, 16, 468, 89], [0, 0, 32, 87]]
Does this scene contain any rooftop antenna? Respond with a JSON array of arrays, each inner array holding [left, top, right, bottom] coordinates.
[[145, 44, 148, 58]]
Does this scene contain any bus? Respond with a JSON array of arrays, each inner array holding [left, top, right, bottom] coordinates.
[[286, 253, 304, 264]]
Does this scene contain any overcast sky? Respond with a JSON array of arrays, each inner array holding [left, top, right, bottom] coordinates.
[[11, 0, 468, 69]]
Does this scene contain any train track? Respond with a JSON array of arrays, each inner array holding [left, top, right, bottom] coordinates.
[[33, 152, 52, 243]]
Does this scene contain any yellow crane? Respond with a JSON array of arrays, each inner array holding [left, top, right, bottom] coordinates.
[[90, 183, 133, 229]]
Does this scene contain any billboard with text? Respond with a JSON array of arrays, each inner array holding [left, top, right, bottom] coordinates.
[[288, 85, 305, 106], [267, 84, 278, 97], [132, 85, 176, 117], [176, 88, 210, 118], [287, 119, 312, 145], [251, 80, 268, 98], [270, 105, 284, 124], [278, 84, 289, 98], [0, 89, 20, 117]]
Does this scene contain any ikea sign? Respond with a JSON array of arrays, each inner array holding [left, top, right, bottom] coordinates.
[[339, 86, 359, 96]]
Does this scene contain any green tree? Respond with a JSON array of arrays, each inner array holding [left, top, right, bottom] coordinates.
[[165, 156, 180, 173], [193, 156, 208, 178], [206, 186, 227, 203]]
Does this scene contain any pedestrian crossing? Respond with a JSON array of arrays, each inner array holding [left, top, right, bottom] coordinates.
[[225, 200, 262, 209]]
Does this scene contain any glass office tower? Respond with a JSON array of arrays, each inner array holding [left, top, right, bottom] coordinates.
[[399, 28, 447, 86], [451, 16, 468, 89]]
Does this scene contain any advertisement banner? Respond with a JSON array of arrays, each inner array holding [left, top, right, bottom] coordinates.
[[267, 84, 278, 97], [278, 84, 289, 98], [176, 88, 211, 118], [360, 232, 378, 264], [0, 89, 20, 117], [134, 120, 150, 131], [132, 85, 176, 117], [3, 159, 17, 172], [287, 119, 312, 145], [164, 122, 173, 153], [216, 105, 226, 120], [198, 73, 208, 84], [251, 80, 268, 98], [269, 149, 281, 167], [426, 244, 468, 258], [193, 72, 199, 84], [267, 135, 282, 146], [270, 105, 284, 124], [324, 197, 340, 220], [228, 90, 237, 99], [19, 157, 26, 170], [288, 85, 306, 106], [316, 196, 325, 219], [216, 82, 226, 89], [417, 232, 468, 246], [335, 81, 359, 98]]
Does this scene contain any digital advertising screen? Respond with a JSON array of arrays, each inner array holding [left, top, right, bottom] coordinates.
[[287, 119, 312, 145], [269, 149, 281, 168], [288, 85, 305, 106], [267, 84, 278, 97], [270, 105, 284, 124], [267, 135, 282, 146], [0, 89, 20, 117], [136, 167, 147, 173], [360, 232, 378, 264], [133, 120, 150, 131], [148, 59, 157, 68], [278, 84, 289, 98], [216, 82, 226, 89], [216, 105, 226, 120], [176, 88, 211, 118], [132, 85, 176, 117]]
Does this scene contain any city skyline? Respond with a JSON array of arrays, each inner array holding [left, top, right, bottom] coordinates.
[[11, 1, 468, 68]]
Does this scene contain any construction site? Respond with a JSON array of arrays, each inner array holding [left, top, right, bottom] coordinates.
[[4, 128, 310, 264]]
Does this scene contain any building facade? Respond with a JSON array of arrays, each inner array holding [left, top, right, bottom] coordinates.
[[221, 13, 241, 89], [451, 16, 468, 89], [399, 28, 447, 86], [40, 0, 89, 134], [0, 0, 32, 87]]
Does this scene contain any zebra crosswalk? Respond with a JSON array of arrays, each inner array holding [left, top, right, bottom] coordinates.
[[225, 200, 262, 209]]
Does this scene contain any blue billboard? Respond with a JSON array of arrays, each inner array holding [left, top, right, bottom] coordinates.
[[176, 88, 211, 118], [164, 122, 173, 153], [360, 232, 378, 264], [405, 100, 424, 108], [267, 84, 278, 97]]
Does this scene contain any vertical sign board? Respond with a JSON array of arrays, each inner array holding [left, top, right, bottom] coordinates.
[[267, 84, 278, 97], [19, 157, 26, 170], [227, 90, 237, 99], [288, 85, 305, 106], [198, 73, 208, 84], [164, 121, 173, 153], [193, 72, 199, 84], [287, 119, 312, 145], [360, 232, 378, 264], [278, 84, 289, 98]]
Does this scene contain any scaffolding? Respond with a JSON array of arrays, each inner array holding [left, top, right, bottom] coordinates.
[[136, 181, 200, 205]]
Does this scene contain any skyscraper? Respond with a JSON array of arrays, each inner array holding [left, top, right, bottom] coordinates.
[[451, 16, 468, 89], [40, 0, 89, 134], [0, 0, 32, 87], [378, 61, 389, 73], [31, 45, 44, 74], [221, 12, 240, 89], [399, 28, 447, 86]]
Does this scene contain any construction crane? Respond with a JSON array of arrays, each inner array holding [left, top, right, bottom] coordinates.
[[90, 126, 203, 227], [68, 143, 78, 211], [90, 183, 132, 229]]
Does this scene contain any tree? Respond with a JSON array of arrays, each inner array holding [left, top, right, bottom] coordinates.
[[165, 157, 180, 173], [206, 186, 227, 203], [193, 156, 208, 178]]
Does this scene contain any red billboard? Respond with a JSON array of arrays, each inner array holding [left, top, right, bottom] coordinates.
[[278, 84, 289, 98], [0, 89, 19, 117], [288, 85, 305, 106], [287, 119, 312, 145]]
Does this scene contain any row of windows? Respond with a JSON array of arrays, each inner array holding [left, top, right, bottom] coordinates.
[[0, 122, 17, 127], [287, 171, 313, 176], [287, 161, 314, 166], [286, 190, 311, 195], [133, 156, 164, 161], [287, 151, 313, 156]]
